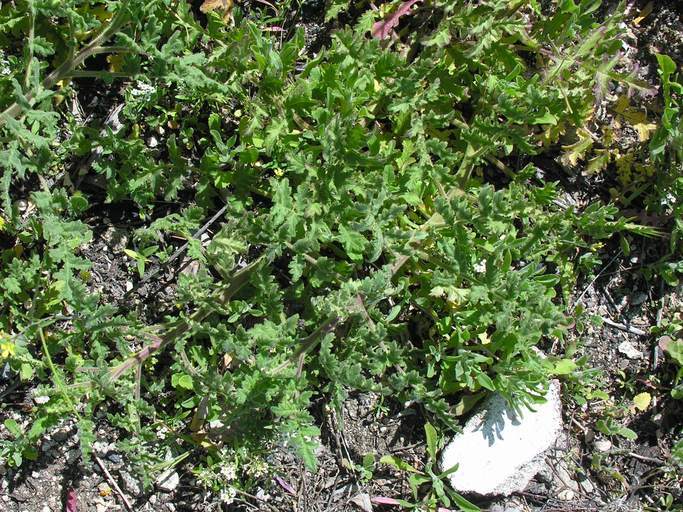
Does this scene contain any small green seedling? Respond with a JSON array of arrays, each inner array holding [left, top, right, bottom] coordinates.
[[380, 423, 479, 512], [124, 245, 159, 277]]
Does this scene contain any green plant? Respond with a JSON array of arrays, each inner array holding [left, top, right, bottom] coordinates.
[[380, 423, 479, 512], [124, 245, 159, 277], [0, 0, 678, 505], [650, 54, 683, 166], [343, 453, 376, 483], [595, 416, 637, 441], [659, 334, 683, 400]]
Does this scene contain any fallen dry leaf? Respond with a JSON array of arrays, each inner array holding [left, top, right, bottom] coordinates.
[[350, 493, 373, 512], [371, 0, 423, 40]]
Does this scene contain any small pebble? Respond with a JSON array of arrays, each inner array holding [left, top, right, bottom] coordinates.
[[66, 449, 80, 464], [93, 441, 110, 454], [14, 199, 28, 212], [156, 470, 179, 492], [618, 340, 642, 359], [107, 452, 122, 464], [557, 489, 575, 500], [120, 471, 142, 497], [594, 438, 612, 452]]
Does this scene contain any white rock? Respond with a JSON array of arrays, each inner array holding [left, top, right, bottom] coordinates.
[[440, 380, 562, 496], [579, 476, 595, 494], [594, 438, 612, 452], [618, 341, 641, 359], [120, 471, 142, 496], [156, 470, 180, 492], [557, 489, 575, 500]]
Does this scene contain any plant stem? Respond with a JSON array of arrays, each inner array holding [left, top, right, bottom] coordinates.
[[107, 255, 265, 382], [39, 327, 80, 420], [0, 1, 132, 127]]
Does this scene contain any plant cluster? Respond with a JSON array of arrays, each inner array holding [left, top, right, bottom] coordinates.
[[0, 0, 680, 507]]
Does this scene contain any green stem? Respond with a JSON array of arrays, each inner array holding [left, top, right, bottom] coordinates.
[[66, 70, 131, 80], [107, 255, 265, 382], [0, 0, 132, 127], [23, 0, 35, 90], [39, 327, 81, 420]]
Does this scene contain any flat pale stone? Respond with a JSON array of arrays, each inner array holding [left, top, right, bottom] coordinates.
[[440, 380, 562, 496], [156, 470, 180, 492]]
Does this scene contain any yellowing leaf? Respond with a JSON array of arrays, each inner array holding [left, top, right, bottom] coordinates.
[[200, 0, 233, 14], [539, 122, 566, 147], [633, 121, 657, 141], [633, 2, 653, 26], [561, 128, 593, 167], [453, 393, 484, 416], [91, 6, 113, 23], [613, 95, 655, 140], [123, 248, 139, 259], [633, 392, 651, 411], [190, 396, 209, 432], [107, 54, 124, 73], [586, 150, 612, 175], [621, 108, 647, 125], [613, 94, 630, 114]]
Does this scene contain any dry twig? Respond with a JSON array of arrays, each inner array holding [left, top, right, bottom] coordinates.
[[93, 454, 134, 512]]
